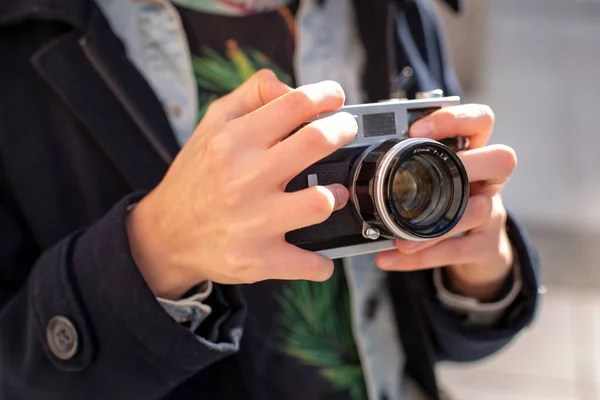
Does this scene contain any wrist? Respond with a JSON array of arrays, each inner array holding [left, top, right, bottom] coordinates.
[[126, 196, 201, 300], [445, 267, 511, 303], [445, 258, 513, 303], [445, 229, 515, 302]]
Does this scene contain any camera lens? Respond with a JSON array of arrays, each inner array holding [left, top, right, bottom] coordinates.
[[390, 154, 453, 227], [350, 138, 469, 241]]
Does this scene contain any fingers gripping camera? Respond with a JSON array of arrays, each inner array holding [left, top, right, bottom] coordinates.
[[285, 91, 470, 259]]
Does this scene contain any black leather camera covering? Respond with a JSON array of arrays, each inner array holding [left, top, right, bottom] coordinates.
[[284, 156, 368, 250]]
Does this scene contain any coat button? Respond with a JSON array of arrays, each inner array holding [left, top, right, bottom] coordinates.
[[46, 316, 78, 360]]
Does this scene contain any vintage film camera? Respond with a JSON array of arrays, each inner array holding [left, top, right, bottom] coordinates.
[[285, 90, 470, 259]]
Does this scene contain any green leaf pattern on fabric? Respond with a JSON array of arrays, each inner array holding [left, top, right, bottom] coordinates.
[[191, 40, 293, 122], [275, 272, 368, 400]]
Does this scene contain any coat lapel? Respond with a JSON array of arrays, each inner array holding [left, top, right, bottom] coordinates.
[[30, 5, 181, 191]]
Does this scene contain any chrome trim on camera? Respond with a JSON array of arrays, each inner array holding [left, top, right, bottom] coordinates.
[[348, 142, 379, 215], [316, 240, 397, 259], [373, 139, 437, 242], [362, 223, 381, 240], [307, 174, 319, 187], [308, 96, 461, 149]]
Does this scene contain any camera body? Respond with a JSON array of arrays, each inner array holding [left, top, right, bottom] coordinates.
[[284, 91, 470, 259]]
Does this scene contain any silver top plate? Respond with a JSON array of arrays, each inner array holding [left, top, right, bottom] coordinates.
[[308, 96, 461, 148]]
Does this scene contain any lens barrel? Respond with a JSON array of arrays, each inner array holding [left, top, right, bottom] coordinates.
[[349, 138, 469, 241]]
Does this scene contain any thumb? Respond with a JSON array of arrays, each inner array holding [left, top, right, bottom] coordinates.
[[324, 184, 350, 212]]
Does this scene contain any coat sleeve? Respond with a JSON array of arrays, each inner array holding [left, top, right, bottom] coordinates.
[[416, 212, 541, 362], [0, 189, 246, 400]]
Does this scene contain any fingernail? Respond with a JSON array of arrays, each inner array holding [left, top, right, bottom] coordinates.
[[332, 185, 349, 211], [410, 121, 434, 137], [377, 253, 398, 268], [320, 80, 345, 99]]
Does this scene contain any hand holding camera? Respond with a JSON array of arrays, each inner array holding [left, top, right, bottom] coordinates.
[[377, 105, 517, 302], [126, 70, 358, 300], [127, 69, 516, 303]]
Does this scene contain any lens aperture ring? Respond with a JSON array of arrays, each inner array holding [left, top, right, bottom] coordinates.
[[350, 138, 469, 241]]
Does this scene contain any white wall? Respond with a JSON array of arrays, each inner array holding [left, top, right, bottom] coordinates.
[[439, 0, 600, 231]]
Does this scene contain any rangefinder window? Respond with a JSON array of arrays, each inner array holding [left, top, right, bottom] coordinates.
[[362, 113, 396, 137]]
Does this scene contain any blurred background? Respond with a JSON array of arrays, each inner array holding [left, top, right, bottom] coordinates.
[[433, 0, 600, 398]]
